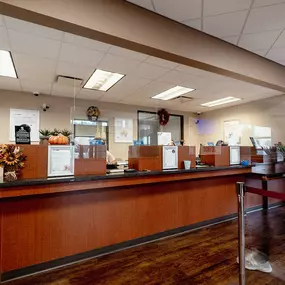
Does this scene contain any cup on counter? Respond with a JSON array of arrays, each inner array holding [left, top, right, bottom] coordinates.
[[184, 160, 191, 170]]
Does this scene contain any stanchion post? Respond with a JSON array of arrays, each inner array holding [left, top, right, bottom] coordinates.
[[237, 182, 246, 285]]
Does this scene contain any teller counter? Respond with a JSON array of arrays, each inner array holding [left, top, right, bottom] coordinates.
[[0, 165, 255, 281]]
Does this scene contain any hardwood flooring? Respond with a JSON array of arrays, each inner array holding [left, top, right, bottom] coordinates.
[[6, 206, 285, 285]]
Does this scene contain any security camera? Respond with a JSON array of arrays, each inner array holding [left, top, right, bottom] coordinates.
[[42, 103, 50, 112], [33, 92, 40, 97], [196, 112, 202, 115]]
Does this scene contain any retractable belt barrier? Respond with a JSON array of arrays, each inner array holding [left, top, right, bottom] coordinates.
[[237, 183, 285, 285], [246, 186, 285, 201]]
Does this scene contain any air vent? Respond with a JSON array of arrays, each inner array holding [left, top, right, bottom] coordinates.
[[171, 95, 193, 103], [56, 75, 83, 87]]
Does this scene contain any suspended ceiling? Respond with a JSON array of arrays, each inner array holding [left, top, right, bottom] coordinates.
[[127, 0, 285, 66], [0, 14, 282, 112]]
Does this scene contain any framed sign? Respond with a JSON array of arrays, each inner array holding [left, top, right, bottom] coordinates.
[[48, 146, 74, 177], [224, 120, 241, 145], [114, 118, 133, 143], [15, 124, 31, 144], [10, 109, 40, 142], [158, 132, 171, 145]]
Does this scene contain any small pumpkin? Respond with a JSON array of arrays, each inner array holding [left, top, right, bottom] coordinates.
[[49, 135, 69, 145]]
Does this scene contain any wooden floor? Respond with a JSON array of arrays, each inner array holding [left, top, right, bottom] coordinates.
[[6, 206, 285, 285]]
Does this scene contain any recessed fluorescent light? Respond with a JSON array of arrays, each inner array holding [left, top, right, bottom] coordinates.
[[151, 85, 195, 101], [201, 97, 241, 107], [0, 50, 17, 78], [83, 69, 125, 91]]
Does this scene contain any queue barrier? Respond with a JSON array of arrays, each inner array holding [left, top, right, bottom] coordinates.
[[237, 182, 285, 285]]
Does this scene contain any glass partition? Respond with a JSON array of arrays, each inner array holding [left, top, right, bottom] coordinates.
[[137, 111, 183, 145]]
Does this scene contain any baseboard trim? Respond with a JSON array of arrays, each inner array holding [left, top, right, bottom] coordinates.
[[2, 202, 284, 282]]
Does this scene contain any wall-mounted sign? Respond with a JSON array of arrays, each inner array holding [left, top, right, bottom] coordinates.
[[157, 132, 171, 145], [10, 109, 40, 142], [15, 124, 31, 144], [114, 118, 133, 143]]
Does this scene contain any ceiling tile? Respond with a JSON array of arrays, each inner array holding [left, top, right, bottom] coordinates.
[[126, 0, 154, 10], [129, 80, 174, 98], [108, 46, 148, 61], [13, 53, 57, 83], [59, 43, 105, 67], [0, 27, 11, 50], [106, 76, 151, 96], [273, 30, 285, 47], [153, 0, 202, 22], [204, 0, 251, 16], [131, 62, 169, 79], [76, 89, 104, 101], [203, 11, 247, 37], [253, 0, 285, 8], [63, 33, 110, 52], [51, 83, 81, 98], [97, 53, 141, 74], [244, 3, 285, 33], [222, 35, 239, 44], [99, 96, 122, 103], [20, 79, 52, 95], [182, 19, 202, 30], [0, 77, 21, 91], [266, 47, 285, 61], [251, 49, 268, 56], [157, 70, 197, 85], [8, 30, 62, 60], [144, 56, 179, 68], [238, 30, 281, 50], [5, 16, 63, 40], [56, 61, 94, 81]]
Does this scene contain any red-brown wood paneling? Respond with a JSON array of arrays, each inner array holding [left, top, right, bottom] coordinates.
[[178, 146, 196, 169], [17, 145, 48, 179], [0, 174, 245, 273]]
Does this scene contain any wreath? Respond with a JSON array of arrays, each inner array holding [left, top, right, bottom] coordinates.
[[86, 106, 100, 121], [157, 109, 170, 126]]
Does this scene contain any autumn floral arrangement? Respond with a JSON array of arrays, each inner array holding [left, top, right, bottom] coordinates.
[[0, 144, 26, 181]]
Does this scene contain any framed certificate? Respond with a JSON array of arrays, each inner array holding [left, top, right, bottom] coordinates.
[[48, 146, 74, 177], [162, 146, 178, 170]]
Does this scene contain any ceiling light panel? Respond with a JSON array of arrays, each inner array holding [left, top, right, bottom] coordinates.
[[0, 50, 17, 78], [151, 85, 195, 100], [201, 97, 241, 107], [84, 69, 125, 91]]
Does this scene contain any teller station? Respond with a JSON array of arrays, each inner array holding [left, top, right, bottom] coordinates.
[[0, 139, 273, 282], [1, 10, 285, 284]]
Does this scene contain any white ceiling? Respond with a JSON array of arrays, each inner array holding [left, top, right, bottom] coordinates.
[[126, 0, 285, 66], [0, 15, 282, 113]]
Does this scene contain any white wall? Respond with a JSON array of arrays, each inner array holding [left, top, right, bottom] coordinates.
[[0, 89, 193, 160], [194, 95, 285, 148]]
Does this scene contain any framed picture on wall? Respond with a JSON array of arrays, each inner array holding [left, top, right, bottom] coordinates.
[[224, 120, 241, 145], [10, 109, 40, 142], [114, 118, 133, 143]]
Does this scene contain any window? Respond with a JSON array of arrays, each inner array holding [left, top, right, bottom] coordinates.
[[137, 111, 183, 145]]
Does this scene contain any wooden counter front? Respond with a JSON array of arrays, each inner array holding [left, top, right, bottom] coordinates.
[[0, 167, 253, 281]]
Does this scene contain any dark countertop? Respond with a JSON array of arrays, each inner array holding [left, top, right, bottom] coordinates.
[[251, 163, 285, 178], [0, 165, 251, 189]]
